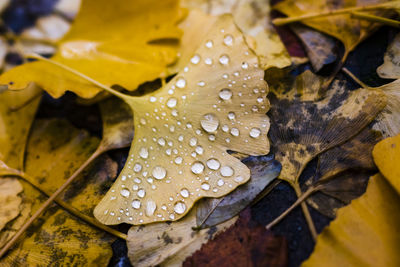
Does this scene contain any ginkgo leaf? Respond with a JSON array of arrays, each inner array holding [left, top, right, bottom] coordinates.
[[0, 178, 23, 231], [181, 0, 292, 70], [303, 174, 400, 267], [94, 15, 271, 225], [377, 32, 400, 79], [127, 209, 238, 267], [196, 155, 281, 229], [0, 0, 184, 99]]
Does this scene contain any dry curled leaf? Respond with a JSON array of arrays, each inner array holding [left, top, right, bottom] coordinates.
[[0, 178, 23, 231], [185, 209, 288, 267], [127, 209, 237, 267], [303, 174, 400, 267], [377, 32, 400, 79], [0, 0, 184, 98], [196, 155, 281, 229], [94, 15, 271, 225]]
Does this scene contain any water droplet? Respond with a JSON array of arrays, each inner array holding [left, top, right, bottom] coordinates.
[[169, 214, 175, 220], [201, 183, 210, 191], [197, 81, 205, 87], [120, 189, 130, 198], [217, 179, 224, 186], [171, 109, 178, 116], [149, 96, 157, 102], [195, 146, 204, 155], [146, 200, 157, 216], [180, 188, 189, 198], [167, 97, 177, 108], [219, 54, 230, 65], [205, 58, 213, 65], [175, 157, 183, 164], [222, 125, 229, 132], [152, 166, 167, 180], [188, 137, 197, 147], [201, 113, 219, 133], [219, 89, 232, 100], [208, 135, 215, 141], [130, 203, 140, 213], [252, 105, 259, 112], [134, 177, 142, 184], [205, 40, 213, 48], [191, 161, 205, 174], [139, 147, 148, 159], [174, 202, 186, 214], [178, 135, 184, 142], [228, 112, 235, 120], [234, 176, 244, 183], [140, 118, 146, 125], [220, 166, 234, 177], [257, 97, 264, 103], [250, 128, 261, 138], [121, 175, 127, 181], [137, 189, 146, 198], [191, 54, 201, 64], [158, 138, 166, 146], [176, 77, 186, 88], [207, 158, 220, 170], [223, 34, 234, 46], [230, 128, 240, 136], [242, 62, 249, 69]]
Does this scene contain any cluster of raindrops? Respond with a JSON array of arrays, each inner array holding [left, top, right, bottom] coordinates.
[[96, 21, 270, 225]]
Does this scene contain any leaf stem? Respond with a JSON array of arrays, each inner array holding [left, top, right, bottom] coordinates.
[[351, 11, 400, 28], [0, 148, 105, 258], [272, 1, 399, 26], [341, 67, 370, 88], [295, 183, 318, 241]]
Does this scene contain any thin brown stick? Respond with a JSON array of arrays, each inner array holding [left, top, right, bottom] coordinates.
[[342, 67, 370, 88], [272, 1, 399, 26], [0, 148, 102, 258], [294, 183, 318, 241]]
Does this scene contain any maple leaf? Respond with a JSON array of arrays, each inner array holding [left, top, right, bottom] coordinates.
[[93, 15, 271, 225], [0, 0, 184, 99]]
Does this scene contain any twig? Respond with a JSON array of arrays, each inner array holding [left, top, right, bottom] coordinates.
[[272, 1, 399, 26], [294, 183, 318, 241], [342, 67, 370, 88]]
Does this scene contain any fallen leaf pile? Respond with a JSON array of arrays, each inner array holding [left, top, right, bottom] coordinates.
[[0, 0, 399, 266]]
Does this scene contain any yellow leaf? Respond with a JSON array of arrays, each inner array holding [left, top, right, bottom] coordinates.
[[0, 0, 184, 99], [373, 133, 400, 193], [94, 15, 271, 225], [0, 178, 23, 231], [303, 174, 400, 267]]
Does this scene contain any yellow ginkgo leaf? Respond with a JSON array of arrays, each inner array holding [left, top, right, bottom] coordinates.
[[93, 15, 271, 225], [0, 178, 23, 231], [0, 0, 184, 99]]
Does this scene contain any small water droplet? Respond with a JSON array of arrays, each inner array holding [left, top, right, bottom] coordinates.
[[217, 179, 224, 186], [207, 158, 221, 170], [158, 138, 166, 146], [146, 200, 157, 216], [205, 58, 213, 65], [180, 188, 189, 198], [167, 97, 177, 108], [120, 189, 130, 198], [195, 146, 204, 155], [197, 81, 205, 87], [201, 183, 210, 191], [189, 137, 197, 147], [191, 161, 205, 174], [219, 89, 233, 100], [149, 96, 157, 102], [134, 177, 142, 184], [171, 109, 178, 116], [223, 34, 234, 46], [222, 125, 229, 132], [228, 112, 235, 120], [132, 200, 141, 209], [175, 157, 183, 164], [140, 118, 146, 125], [257, 97, 264, 103], [176, 77, 186, 88], [191, 54, 201, 64], [252, 105, 259, 112], [137, 189, 146, 198], [208, 135, 216, 141], [139, 147, 149, 159], [201, 113, 219, 133], [152, 166, 166, 180], [241, 62, 249, 69], [205, 40, 213, 48], [234, 176, 244, 182], [174, 201, 186, 214], [250, 128, 261, 138], [220, 166, 234, 177], [230, 128, 239, 137], [219, 54, 230, 65], [178, 135, 184, 142]]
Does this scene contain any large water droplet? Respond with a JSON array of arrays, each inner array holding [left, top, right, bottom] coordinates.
[[146, 200, 156, 216], [201, 113, 219, 133], [191, 161, 205, 174], [230, 128, 240, 137], [132, 199, 141, 209], [223, 34, 234, 46], [139, 147, 148, 159], [137, 189, 146, 198], [219, 54, 230, 65], [180, 188, 189, 198], [219, 89, 233, 100], [120, 189, 130, 198], [206, 158, 221, 170], [174, 202, 186, 214], [152, 166, 167, 180], [220, 166, 234, 177], [176, 77, 186, 88], [190, 54, 201, 64], [167, 97, 177, 108], [249, 128, 261, 138]]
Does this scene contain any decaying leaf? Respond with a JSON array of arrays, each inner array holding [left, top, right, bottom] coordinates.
[[127, 209, 238, 267], [303, 174, 400, 267], [0, 178, 23, 231], [185, 209, 288, 267], [0, 0, 184, 98], [274, 0, 393, 56], [377, 32, 400, 79], [0, 85, 42, 173], [94, 15, 271, 225], [373, 133, 400, 191], [290, 24, 337, 72], [1, 119, 115, 266], [182, 0, 292, 69], [196, 155, 281, 228]]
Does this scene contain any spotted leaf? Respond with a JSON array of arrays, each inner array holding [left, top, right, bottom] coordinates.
[[94, 15, 271, 225]]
